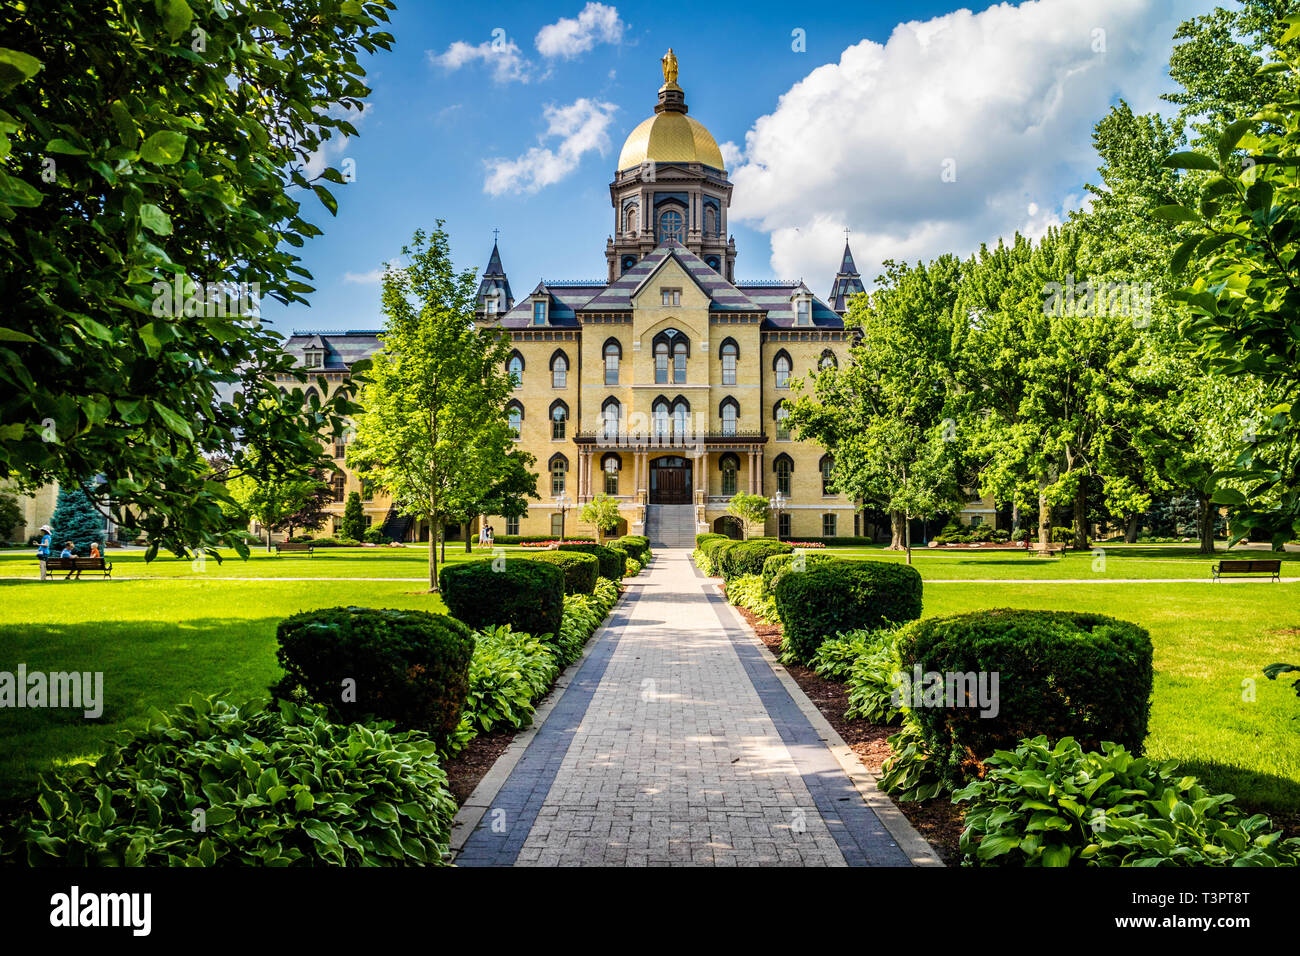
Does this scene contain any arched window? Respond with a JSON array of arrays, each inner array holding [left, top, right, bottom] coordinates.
[[507, 400, 523, 438], [719, 397, 739, 436], [673, 341, 687, 384], [774, 402, 791, 440], [652, 399, 670, 439], [507, 351, 524, 388], [303, 386, 320, 408], [549, 454, 568, 496], [601, 452, 621, 496], [550, 350, 568, 388], [550, 400, 568, 441], [704, 205, 717, 236], [602, 397, 621, 439], [654, 341, 669, 384], [603, 338, 621, 386], [653, 329, 688, 385], [820, 454, 834, 495], [658, 208, 684, 242], [671, 398, 690, 438], [773, 350, 792, 389], [623, 202, 638, 235], [719, 338, 738, 386], [774, 454, 794, 496], [719, 452, 739, 497], [819, 349, 837, 371]]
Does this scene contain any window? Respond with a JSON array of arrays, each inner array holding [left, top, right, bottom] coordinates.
[[602, 454, 621, 496], [331, 473, 346, 503], [775, 455, 793, 496], [775, 403, 791, 441], [720, 339, 737, 386], [672, 400, 689, 437], [796, 299, 811, 326], [819, 349, 837, 370], [820, 455, 834, 495], [774, 350, 792, 389], [720, 398, 738, 437], [654, 341, 669, 384], [506, 515, 519, 536], [823, 513, 837, 537], [778, 512, 791, 538], [550, 401, 567, 440], [602, 399, 620, 439], [621, 255, 637, 275], [661, 288, 681, 307], [550, 455, 568, 495], [658, 208, 684, 242], [533, 300, 547, 325], [304, 349, 324, 368], [623, 202, 638, 235], [551, 513, 563, 536], [603, 339, 621, 385], [673, 341, 687, 384], [485, 294, 499, 315], [704, 205, 717, 236], [507, 402, 523, 438], [653, 400, 670, 438], [551, 351, 568, 388], [508, 352, 524, 388], [720, 453, 738, 497]]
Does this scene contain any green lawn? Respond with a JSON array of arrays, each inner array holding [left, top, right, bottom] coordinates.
[[1, 543, 1297, 818]]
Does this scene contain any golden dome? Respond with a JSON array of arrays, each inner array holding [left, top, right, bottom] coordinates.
[[617, 112, 726, 172]]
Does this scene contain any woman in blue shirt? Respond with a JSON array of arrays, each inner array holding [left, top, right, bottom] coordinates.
[[36, 524, 52, 580]]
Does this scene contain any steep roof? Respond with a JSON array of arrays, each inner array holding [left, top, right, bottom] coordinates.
[[828, 240, 866, 314], [584, 240, 759, 312]]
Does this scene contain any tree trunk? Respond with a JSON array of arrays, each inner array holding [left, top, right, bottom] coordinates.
[[1037, 485, 1051, 557], [1125, 513, 1140, 544], [1073, 480, 1088, 551], [1196, 491, 1216, 555], [428, 498, 439, 593], [1011, 501, 1020, 537], [465, 514, 474, 553], [888, 510, 906, 550], [440, 528, 446, 564]]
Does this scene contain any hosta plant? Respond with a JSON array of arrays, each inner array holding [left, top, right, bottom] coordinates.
[[878, 715, 946, 802], [843, 628, 908, 725], [448, 625, 561, 753], [955, 736, 1300, 867], [725, 573, 779, 624]]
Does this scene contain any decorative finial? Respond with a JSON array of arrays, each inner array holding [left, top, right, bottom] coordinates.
[[493, 227, 500, 243], [662, 48, 678, 86]]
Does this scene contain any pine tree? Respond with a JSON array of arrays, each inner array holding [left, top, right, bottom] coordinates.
[[341, 491, 365, 542], [49, 486, 106, 555]]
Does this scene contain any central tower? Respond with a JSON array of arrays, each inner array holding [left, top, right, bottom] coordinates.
[[605, 50, 736, 283]]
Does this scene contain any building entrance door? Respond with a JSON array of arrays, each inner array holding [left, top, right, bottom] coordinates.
[[649, 456, 692, 504]]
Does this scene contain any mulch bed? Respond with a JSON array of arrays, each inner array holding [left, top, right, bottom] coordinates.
[[722, 582, 964, 864], [443, 728, 518, 806]]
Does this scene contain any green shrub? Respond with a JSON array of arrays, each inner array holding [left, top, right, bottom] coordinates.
[[608, 544, 630, 575], [551, 578, 621, 666], [341, 491, 365, 542], [844, 626, 909, 725], [490, 535, 594, 544], [364, 527, 390, 545], [558, 542, 625, 580], [760, 551, 840, 596], [691, 547, 716, 575], [271, 606, 474, 746], [773, 560, 923, 664], [711, 539, 744, 579], [955, 736, 1300, 867], [696, 532, 727, 548], [439, 559, 565, 641], [450, 625, 560, 752], [616, 535, 651, 561], [1050, 526, 1075, 543], [900, 609, 1153, 786], [725, 573, 779, 623], [0, 696, 457, 866], [718, 539, 794, 582], [878, 715, 946, 802], [698, 537, 732, 575], [527, 550, 599, 594]]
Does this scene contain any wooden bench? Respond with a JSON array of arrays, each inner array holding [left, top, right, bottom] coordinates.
[[274, 541, 314, 557], [41, 556, 112, 580], [1212, 559, 1281, 582]]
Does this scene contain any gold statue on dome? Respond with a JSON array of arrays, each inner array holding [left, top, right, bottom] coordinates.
[[662, 48, 678, 86]]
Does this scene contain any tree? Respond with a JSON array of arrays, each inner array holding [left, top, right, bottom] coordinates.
[[347, 225, 515, 592], [227, 460, 333, 552], [790, 256, 965, 551], [0, 2, 393, 559], [453, 449, 539, 553], [49, 485, 105, 555], [726, 493, 769, 540], [341, 491, 365, 543], [0, 491, 23, 541], [580, 494, 622, 543]]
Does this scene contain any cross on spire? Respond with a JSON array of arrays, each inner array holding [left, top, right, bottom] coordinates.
[[493, 227, 500, 243]]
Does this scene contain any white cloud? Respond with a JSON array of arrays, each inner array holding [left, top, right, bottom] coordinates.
[[344, 257, 403, 284], [485, 98, 618, 195], [729, 0, 1199, 289], [719, 140, 745, 170], [535, 3, 624, 59], [303, 103, 372, 181], [427, 38, 529, 84]]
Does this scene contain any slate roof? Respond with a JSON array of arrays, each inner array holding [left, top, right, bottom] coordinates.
[[282, 330, 381, 369], [584, 240, 759, 312], [828, 241, 867, 313]]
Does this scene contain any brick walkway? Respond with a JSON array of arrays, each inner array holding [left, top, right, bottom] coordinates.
[[455, 549, 916, 867]]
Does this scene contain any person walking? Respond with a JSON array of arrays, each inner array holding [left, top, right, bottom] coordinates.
[[36, 523, 52, 581], [477, 521, 489, 549]]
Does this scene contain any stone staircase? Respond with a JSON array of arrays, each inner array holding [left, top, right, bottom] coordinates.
[[644, 504, 696, 549]]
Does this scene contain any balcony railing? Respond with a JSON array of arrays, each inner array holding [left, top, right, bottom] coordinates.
[[573, 429, 768, 447]]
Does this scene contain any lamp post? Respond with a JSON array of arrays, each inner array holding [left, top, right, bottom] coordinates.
[[555, 492, 572, 543], [769, 490, 786, 540]]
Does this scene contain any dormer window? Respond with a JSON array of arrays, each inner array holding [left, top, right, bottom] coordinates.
[[795, 298, 811, 326], [532, 300, 547, 325], [661, 288, 681, 307], [303, 349, 324, 369]]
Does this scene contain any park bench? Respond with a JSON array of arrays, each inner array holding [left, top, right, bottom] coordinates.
[[41, 556, 112, 580], [1211, 559, 1281, 582], [274, 541, 314, 557]]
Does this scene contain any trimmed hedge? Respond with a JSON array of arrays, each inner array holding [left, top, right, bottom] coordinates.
[[759, 551, 840, 595], [900, 609, 1153, 786], [615, 535, 650, 562], [696, 532, 728, 548], [527, 550, 599, 594], [699, 536, 732, 572], [558, 542, 625, 580], [719, 539, 793, 582], [773, 560, 923, 664], [271, 606, 475, 746], [488, 534, 594, 545], [439, 559, 565, 641]]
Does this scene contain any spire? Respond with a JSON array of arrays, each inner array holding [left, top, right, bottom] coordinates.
[[828, 238, 865, 314], [475, 236, 514, 319]]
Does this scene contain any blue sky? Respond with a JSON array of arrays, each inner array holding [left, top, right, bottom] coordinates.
[[263, 0, 1208, 333]]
